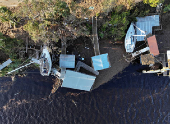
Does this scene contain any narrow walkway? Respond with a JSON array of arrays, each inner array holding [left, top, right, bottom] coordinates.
[[92, 16, 100, 56], [59, 42, 66, 80], [75, 61, 99, 75]]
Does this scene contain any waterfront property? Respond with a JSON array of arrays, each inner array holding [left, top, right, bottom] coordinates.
[[125, 15, 160, 53]]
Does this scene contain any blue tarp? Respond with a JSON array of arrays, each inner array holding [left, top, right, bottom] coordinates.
[[91, 53, 111, 71]]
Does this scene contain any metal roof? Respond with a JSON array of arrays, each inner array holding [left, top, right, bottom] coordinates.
[[147, 35, 159, 56], [0, 59, 12, 71], [91, 53, 111, 71], [136, 15, 159, 41], [61, 70, 96, 91], [59, 54, 75, 68]]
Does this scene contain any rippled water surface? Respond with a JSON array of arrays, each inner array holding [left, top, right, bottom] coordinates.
[[0, 64, 170, 124]]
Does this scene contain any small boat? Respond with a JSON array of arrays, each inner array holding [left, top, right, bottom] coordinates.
[[125, 22, 136, 53], [40, 46, 52, 76]]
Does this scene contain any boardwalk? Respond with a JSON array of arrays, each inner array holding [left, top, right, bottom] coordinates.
[[92, 16, 100, 56]]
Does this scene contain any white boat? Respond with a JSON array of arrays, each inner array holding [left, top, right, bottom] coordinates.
[[40, 46, 52, 76], [124, 22, 136, 53]]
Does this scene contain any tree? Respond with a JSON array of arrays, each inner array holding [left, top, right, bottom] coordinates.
[[0, 32, 24, 77], [143, 0, 164, 7], [16, 0, 90, 43]]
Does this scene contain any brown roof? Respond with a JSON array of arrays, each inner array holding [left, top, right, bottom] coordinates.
[[147, 35, 159, 56]]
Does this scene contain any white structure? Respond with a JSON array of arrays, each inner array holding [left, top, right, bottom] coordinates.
[[125, 22, 136, 53], [0, 59, 12, 71], [40, 46, 52, 76], [31, 58, 40, 64], [51, 68, 61, 77], [62, 70, 96, 91], [132, 47, 150, 58]]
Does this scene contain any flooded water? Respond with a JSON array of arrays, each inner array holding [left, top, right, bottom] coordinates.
[[0, 64, 170, 124]]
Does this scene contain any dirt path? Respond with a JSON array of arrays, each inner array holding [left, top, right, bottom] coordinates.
[[0, 0, 21, 7], [92, 39, 129, 89]]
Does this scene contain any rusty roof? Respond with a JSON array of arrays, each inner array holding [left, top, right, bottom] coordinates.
[[147, 35, 159, 56]]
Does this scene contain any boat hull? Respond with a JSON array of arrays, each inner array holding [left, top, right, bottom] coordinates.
[[40, 47, 52, 76], [125, 22, 136, 53]]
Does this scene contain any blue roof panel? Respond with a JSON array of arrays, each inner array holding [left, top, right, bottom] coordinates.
[[91, 53, 111, 71]]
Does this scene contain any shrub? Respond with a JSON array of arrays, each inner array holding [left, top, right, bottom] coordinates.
[[0, 33, 24, 76], [104, 8, 130, 40], [0, 6, 12, 22], [143, 0, 164, 7], [163, 4, 170, 13]]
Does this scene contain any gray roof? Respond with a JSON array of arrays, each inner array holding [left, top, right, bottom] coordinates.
[[91, 53, 111, 71], [62, 70, 96, 91], [136, 15, 160, 41], [59, 54, 75, 68]]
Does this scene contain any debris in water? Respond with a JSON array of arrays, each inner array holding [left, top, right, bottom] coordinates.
[[71, 100, 77, 107], [51, 78, 62, 94], [48, 100, 53, 105], [11, 76, 15, 81], [14, 90, 23, 96]]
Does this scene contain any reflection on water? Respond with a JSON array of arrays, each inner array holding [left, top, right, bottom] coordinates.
[[0, 65, 170, 124]]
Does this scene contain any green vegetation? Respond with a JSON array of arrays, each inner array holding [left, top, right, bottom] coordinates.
[[99, 5, 150, 40], [0, 6, 18, 28], [0, 32, 24, 76], [143, 0, 164, 7], [0, 6, 12, 22], [15, 0, 90, 43], [163, 4, 170, 13]]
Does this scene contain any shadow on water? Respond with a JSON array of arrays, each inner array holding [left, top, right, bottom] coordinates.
[[97, 64, 170, 91], [0, 69, 54, 108]]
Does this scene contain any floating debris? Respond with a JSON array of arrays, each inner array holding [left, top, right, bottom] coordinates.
[[51, 78, 62, 94], [14, 90, 23, 96], [71, 100, 77, 107]]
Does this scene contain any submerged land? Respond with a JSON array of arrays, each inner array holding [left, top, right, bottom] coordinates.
[[0, 0, 170, 91]]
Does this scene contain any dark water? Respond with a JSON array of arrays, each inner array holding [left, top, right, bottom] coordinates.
[[0, 64, 170, 124]]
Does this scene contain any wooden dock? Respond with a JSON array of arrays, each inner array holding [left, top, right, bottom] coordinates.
[[92, 16, 100, 56]]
